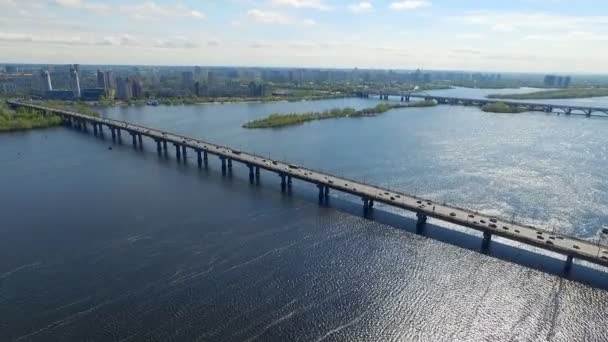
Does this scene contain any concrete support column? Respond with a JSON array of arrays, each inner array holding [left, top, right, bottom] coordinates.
[[99, 124, 104, 135], [82, 121, 88, 132], [156, 140, 162, 154], [565, 255, 574, 273], [117, 128, 122, 141], [227, 158, 232, 169], [255, 166, 260, 182], [317, 184, 324, 203], [93, 123, 98, 136], [220, 156, 226, 175], [324, 186, 329, 198], [137, 134, 143, 149], [248, 165, 254, 184], [182, 145, 187, 161], [110, 127, 116, 141], [287, 175, 292, 187], [482, 231, 492, 250], [197, 150, 202, 168], [162, 140, 167, 151], [203, 151, 208, 166], [175, 144, 181, 160], [280, 173, 287, 192], [131, 133, 137, 148], [369, 199, 374, 208]]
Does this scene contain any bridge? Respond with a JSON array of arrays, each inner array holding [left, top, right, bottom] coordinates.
[[8, 100, 608, 273], [357, 91, 608, 117]]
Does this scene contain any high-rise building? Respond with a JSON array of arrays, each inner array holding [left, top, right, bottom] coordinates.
[[182, 71, 194, 90], [131, 78, 143, 98], [97, 70, 106, 89], [116, 77, 132, 100]]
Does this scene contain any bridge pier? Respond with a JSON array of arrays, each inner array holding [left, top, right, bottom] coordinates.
[[93, 123, 98, 136], [138, 134, 143, 149], [362, 197, 371, 216], [248, 164, 255, 184], [586, 110, 592, 117], [82, 121, 88, 132], [317, 184, 325, 203], [564, 255, 574, 273], [175, 144, 181, 161], [416, 212, 427, 233], [203, 151, 208, 166], [287, 175, 292, 187], [182, 145, 187, 161], [280, 173, 287, 192], [324, 185, 329, 199], [131, 132, 137, 148], [197, 150, 202, 168], [482, 231, 492, 251], [110, 127, 116, 141], [156, 140, 162, 154], [227, 158, 232, 169], [220, 156, 226, 175], [99, 124, 104, 136], [117, 128, 122, 142], [162, 140, 167, 152], [255, 166, 260, 183]]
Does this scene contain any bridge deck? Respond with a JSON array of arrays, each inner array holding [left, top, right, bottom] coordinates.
[[10, 101, 608, 269], [408, 94, 608, 112]]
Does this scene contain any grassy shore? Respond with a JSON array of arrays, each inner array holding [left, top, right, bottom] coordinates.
[[92, 93, 349, 107], [243, 100, 436, 128], [487, 88, 608, 100], [0, 102, 62, 132], [481, 102, 526, 114], [33, 100, 100, 116]]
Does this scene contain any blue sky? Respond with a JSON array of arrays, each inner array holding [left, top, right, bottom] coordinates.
[[1, 0, 608, 73]]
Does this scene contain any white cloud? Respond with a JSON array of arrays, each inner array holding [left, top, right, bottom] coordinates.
[[119, 2, 205, 20], [55, 0, 109, 12], [155, 36, 198, 48], [348, 2, 373, 13], [271, 0, 332, 10], [302, 18, 317, 25], [247, 9, 291, 24], [389, 0, 431, 11]]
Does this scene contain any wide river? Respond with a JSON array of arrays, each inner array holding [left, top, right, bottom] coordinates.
[[1, 87, 608, 341]]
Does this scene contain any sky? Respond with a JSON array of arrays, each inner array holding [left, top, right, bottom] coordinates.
[[1, 0, 608, 73]]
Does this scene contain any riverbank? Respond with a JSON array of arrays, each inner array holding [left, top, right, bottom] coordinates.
[[0, 102, 62, 132], [30, 100, 100, 117], [481, 102, 526, 114], [92, 93, 350, 107], [243, 100, 436, 128], [488, 88, 608, 100]]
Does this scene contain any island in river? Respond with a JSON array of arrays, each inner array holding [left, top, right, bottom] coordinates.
[[243, 100, 436, 128], [481, 102, 526, 114]]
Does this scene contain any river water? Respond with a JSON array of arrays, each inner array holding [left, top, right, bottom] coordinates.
[[1, 87, 608, 341]]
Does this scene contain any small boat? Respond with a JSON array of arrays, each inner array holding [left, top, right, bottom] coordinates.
[[146, 100, 159, 106]]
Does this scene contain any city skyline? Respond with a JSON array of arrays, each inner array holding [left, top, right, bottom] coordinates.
[[2, 0, 608, 73]]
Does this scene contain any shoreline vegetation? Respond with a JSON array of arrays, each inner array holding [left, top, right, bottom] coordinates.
[[0, 102, 62, 132], [93, 93, 351, 107], [31, 100, 100, 117], [242, 100, 436, 129], [481, 102, 526, 114], [487, 88, 608, 100]]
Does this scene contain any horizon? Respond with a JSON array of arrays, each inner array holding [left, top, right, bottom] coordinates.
[[2, 0, 608, 74]]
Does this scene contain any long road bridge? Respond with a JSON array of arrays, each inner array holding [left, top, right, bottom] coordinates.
[[8, 100, 608, 273], [358, 91, 608, 117]]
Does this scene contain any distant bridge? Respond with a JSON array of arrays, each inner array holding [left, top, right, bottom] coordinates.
[[8, 100, 608, 273], [357, 91, 608, 117]]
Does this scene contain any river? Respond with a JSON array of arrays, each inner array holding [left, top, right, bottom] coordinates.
[[1, 87, 607, 341]]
